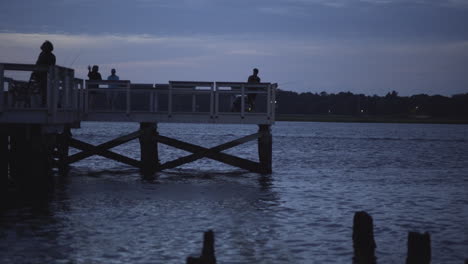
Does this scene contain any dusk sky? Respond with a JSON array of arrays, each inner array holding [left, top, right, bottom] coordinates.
[[1, 0, 467, 96]]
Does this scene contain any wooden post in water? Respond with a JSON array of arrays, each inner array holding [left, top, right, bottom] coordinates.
[[258, 124, 272, 174], [352, 211, 376, 264], [186, 230, 216, 264], [139, 122, 159, 176], [406, 232, 431, 264]]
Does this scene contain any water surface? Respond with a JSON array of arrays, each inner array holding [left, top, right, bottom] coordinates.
[[1, 121, 467, 263]]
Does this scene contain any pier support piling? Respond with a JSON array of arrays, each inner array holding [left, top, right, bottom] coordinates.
[[258, 125, 272, 174], [56, 126, 71, 173], [0, 132, 8, 196], [8, 125, 53, 192], [139, 122, 159, 176]]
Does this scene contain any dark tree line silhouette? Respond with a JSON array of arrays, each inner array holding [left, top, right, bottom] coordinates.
[[276, 90, 468, 118]]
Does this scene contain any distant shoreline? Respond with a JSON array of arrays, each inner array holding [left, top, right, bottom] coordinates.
[[276, 114, 468, 125]]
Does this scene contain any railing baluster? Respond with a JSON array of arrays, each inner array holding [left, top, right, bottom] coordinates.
[[0, 64, 4, 112], [211, 83, 215, 119], [126, 81, 131, 115], [84, 80, 89, 114], [168, 83, 172, 117], [267, 84, 271, 118], [241, 84, 245, 118]]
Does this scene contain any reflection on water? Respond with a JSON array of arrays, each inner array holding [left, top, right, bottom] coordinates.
[[1, 122, 467, 263]]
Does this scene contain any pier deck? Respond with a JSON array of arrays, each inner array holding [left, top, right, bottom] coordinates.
[[1, 63, 277, 177]]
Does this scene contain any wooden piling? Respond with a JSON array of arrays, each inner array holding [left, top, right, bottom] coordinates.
[[8, 125, 53, 192], [406, 232, 431, 264], [258, 124, 272, 174], [352, 211, 376, 264], [139, 122, 159, 176], [57, 126, 71, 173], [187, 230, 216, 264], [0, 131, 8, 196], [9, 127, 26, 188], [29, 125, 53, 188]]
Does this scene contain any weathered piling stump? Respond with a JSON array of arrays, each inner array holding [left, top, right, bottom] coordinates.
[[186, 230, 216, 264], [352, 211, 377, 264], [139, 122, 159, 177], [258, 124, 272, 174], [406, 231, 431, 264]]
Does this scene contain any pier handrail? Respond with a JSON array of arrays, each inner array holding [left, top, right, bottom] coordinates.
[[0, 63, 77, 119], [82, 79, 276, 123]]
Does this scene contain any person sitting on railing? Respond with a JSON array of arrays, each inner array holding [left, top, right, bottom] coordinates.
[[247, 68, 261, 111], [33, 40, 56, 106]]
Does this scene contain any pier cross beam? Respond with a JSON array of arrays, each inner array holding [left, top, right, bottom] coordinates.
[[67, 130, 143, 168], [67, 124, 272, 175]]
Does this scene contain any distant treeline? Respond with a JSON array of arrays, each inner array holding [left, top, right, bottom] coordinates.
[[276, 90, 468, 118]]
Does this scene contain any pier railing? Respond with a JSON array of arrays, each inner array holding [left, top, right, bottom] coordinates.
[[1, 63, 277, 125], [0, 63, 80, 124], [82, 80, 277, 124]]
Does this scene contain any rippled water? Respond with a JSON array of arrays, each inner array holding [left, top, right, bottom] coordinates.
[[1, 121, 467, 263]]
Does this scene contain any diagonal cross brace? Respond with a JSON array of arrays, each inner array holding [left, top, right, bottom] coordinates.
[[156, 133, 263, 173], [68, 131, 142, 168]]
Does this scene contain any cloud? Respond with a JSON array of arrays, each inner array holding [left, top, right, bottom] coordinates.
[[1, 32, 467, 95]]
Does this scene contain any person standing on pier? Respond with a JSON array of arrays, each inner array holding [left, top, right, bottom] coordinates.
[[34, 40, 56, 106], [87, 65, 102, 108], [87, 65, 102, 84], [106, 68, 119, 108], [107, 68, 119, 87], [247, 68, 261, 111]]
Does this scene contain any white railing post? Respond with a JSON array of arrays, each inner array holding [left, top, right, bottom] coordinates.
[[210, 83, 215, 119], [267, 84, 271, 119], [77, 79, 83, 112], [126, 81, 131, 115], [192, 90, 196, 113], [149, 88, 154, 113], [241, 84, 245, 118], [154, 89, 159, 112], [53, 66, 59, 116], [272, 84, 277, 122], [47, 66, 53, 113], [0, 64, 4, 113], [64, 70, 70, 109], [168, 83, 172, 117], [84, 80, 89, 114], [215, 83, 220, 118]]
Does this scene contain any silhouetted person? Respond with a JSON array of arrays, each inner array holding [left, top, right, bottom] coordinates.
[[87, 65, 102, 108], [87, 65, 102, 85], [106, 68, 119, 107], [107, 68, 119, 88], [107, 68, 119, 81], [34, 40, 56, 106], [247, 68, 261, 110]]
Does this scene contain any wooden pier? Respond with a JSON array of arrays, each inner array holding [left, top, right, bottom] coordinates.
[[1, 63, 277, 188]]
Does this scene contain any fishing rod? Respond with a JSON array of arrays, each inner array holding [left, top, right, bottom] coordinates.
[[69, 48, 83, 68]]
